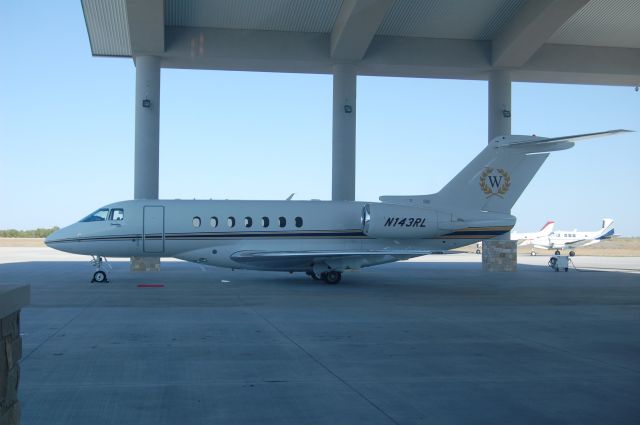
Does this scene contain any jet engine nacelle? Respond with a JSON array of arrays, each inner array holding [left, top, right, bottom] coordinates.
[[362, 203, 440, 239]]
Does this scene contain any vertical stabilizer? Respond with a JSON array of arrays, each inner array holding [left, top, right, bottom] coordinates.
[[433, 142, 549, 213], [379, 130, 630, 213], [539, 221, 555, 236]]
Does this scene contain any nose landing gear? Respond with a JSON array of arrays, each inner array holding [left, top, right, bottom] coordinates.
[[91, 256, 110, 283], [92, 270, 108, 283]]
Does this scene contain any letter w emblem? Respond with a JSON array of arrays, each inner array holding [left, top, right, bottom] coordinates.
[[488, 175, 503, 188]]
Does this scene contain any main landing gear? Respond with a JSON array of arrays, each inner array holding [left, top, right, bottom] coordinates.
[[91, 256, 110, 283], [307, 270, 342, 284]]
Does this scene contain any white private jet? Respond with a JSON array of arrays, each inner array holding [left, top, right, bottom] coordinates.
[[511, 220, 556, 256], [527, 218, 615, 256], [45, 130, 629, 284]]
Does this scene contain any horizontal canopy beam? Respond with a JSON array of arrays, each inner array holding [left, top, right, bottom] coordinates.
[[491, 0, 590, 68], [161, 27, 640, 86]]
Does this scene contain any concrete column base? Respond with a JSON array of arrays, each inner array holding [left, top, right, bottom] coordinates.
[[130, 257, 161, 272], [1, 285, 29, 425], [482, 240, 517, 272]]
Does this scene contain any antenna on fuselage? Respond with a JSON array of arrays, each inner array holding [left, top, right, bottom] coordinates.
[[286, 193, 295, 201]]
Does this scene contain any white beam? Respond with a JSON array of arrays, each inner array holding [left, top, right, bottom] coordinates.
[[126, 0, 164, 55], [331, 0, 394, 61], [492, 0, 590, 68], [160, 27, 640, 86], [134, 56, 160, 200], [332, 64, 357, 201], [488, 70, 511, 142]]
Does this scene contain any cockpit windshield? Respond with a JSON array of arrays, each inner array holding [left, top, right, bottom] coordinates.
[[80, 208, 110, 222], [80, 208, 125, 222], [109, 208, 124, 221]]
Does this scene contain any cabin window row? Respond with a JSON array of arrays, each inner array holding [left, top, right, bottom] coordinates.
[[553, 232, 578, 238], [192, 216, 303, 229]]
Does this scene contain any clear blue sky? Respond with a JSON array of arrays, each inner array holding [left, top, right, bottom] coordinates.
[[1, 1, 639, 235]]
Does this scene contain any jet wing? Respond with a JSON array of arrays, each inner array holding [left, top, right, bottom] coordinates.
[[564, 239, 593, 248], [231, 249, 432, 270]]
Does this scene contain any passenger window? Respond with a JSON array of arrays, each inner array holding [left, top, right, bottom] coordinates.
[[228, 217, 235, 228], [261, 217, 269, 228], [109, 208, 124, 221], [192, 217, 201, 228], [278, 217, 286, 228], [80, 208, 109, 222], [210, 217, 218, 228], [244, 217, 252, 228], [295, 217, 303, 228]]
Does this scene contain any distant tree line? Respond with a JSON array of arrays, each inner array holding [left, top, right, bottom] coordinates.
[[0, 227, 59, 238]]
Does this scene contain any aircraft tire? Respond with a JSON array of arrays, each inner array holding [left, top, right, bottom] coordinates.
[[530, 251, 537, 256], [475, 249, 481, 255], [323, 271, 341, 284], [569, 251, 576, 257], [555, 250, 561, 255], [306, 271, 320, 281], [92, 271, 108, 283]]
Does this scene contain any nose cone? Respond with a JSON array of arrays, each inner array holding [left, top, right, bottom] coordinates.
[[45, 226, 72, 248], [44, 229, 61, 247]]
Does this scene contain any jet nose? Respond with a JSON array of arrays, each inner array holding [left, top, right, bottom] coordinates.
[[45, 227, 66, 247], [44, 231, 57, 247]]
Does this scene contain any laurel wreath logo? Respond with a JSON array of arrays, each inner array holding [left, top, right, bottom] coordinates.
[[479, 167, 511, 198], [479, 167, 493, 196]]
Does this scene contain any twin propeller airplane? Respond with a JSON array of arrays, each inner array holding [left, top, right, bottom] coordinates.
[[46, 130, 629, 284], [515, 218, 615, 256]]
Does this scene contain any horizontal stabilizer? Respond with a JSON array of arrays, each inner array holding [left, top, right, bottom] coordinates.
[[493, 129, 632, 150]]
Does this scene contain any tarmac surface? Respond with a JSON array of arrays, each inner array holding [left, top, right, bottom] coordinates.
[[1, 248, 639, 425]]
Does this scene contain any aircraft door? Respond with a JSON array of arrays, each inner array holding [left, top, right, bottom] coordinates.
[[143, 206, 165, 253]]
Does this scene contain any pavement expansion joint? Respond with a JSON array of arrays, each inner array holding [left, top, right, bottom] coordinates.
[[250, 307, 401, 425]]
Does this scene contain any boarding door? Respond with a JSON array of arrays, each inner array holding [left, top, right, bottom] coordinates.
[[143, 206, 165, 253]]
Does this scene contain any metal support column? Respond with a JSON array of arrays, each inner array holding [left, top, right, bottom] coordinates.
[[483, 69, 517, 271], [132, 56, 161, 272], [134, 56, 161, 200], [332, 63, 357, 201], [488, 69, 511, 142]]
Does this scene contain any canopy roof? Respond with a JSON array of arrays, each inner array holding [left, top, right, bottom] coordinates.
[[82, 0, 640, 85]]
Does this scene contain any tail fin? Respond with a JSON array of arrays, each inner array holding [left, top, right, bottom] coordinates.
[[597, 218, 615, 240], [539, 221, 555, 235], [380, 130, 630, 213], [601, 218, 614, 230]]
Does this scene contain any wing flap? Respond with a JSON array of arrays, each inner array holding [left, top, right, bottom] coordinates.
[[232, 249, 431, 261], [231, 249, 432, 270]]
